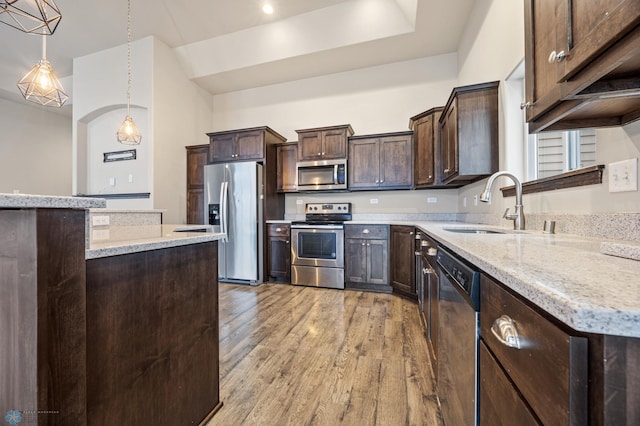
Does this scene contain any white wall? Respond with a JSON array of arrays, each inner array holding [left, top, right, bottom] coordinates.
[[0, 98, 72, 195], [73, 36, 214, 223], [152, 38, 214, 224]]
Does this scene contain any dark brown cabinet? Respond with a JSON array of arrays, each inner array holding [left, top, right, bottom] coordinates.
[[345, 224, 391, 293], [524, 0, 640, 132], [267, 223, 291, 282], [410, 107, 444, 188], [296, 124, 353, 161], [348, 131, 413, 190], [438, 81, 499, 186], [390, 225, 416, 298], [186, 144, 209, 224], [207, 127, 282, 163], [276, 142, 298, 193], [480, 273, 588, 426]]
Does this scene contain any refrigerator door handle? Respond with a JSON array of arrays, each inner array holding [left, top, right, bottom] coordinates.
[[220, 181, 229, 242]]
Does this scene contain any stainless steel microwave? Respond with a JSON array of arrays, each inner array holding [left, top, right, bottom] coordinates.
[[296, 159, 347, 191]]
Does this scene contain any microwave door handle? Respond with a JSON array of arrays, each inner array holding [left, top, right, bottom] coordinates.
[[334, 164, 338, 184]]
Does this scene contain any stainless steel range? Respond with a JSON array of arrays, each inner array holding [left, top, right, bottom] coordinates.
[[291, 202, 352, 289]]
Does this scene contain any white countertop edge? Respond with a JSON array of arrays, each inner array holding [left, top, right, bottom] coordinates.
[[86, 232, 225, 259], [0, 193, 106, 209], [415, 221, 640, 339]]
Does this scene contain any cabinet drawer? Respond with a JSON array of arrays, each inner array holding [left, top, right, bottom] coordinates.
[[345, 224, 388, 239], [267, 223, 290, 237], [480, 274, 587, 426]]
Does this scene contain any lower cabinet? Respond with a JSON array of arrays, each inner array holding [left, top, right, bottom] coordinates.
[[267, 223, 291, 282], [390, 225, 416, 298], [345, 224, 391, 292], [480, 273, 588, 425]]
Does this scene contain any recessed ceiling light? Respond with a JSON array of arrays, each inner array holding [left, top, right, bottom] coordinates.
[[262, 4, 274, 15]]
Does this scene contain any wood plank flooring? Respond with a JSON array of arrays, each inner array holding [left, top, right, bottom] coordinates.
[[207, 283, 443, 426]]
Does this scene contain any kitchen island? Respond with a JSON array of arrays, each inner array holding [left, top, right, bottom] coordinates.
[[0, 194, 224, 426]]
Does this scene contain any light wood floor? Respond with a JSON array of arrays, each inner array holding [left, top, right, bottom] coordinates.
[[207, 283, 443, 426]]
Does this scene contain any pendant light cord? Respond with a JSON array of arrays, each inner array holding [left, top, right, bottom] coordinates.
[[127, 0, 132, 116]]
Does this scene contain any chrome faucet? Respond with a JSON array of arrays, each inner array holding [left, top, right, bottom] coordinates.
[[479, 171, 526, 230]]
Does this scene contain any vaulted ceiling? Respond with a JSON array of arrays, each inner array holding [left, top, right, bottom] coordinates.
[[0, 0, 475, 107]]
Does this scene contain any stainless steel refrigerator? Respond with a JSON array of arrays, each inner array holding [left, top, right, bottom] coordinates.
[[204, 161, 263, 284]]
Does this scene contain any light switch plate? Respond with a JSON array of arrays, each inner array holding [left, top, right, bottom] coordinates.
[[608, 158, 638, 193]]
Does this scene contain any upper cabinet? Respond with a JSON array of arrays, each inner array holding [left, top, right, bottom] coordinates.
[[207, 126, 286, 163], [296, 124, 354, 161], [438, 81, 500, 186], [348, 131, 413, 190], [410, 107, 444, 188], [276, 142, 298, 193], [524, 0, 640, 132]]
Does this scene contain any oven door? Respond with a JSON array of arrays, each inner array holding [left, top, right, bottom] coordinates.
[[291, 225, 344, 268]]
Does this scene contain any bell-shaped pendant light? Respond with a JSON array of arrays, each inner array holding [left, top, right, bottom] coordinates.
[[0, 0, 62, 35], [116, 0, 141, 145], [17, 33, 68, 107]]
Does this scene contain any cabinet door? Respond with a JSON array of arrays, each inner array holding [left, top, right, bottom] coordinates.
[[187, 146, 208, 187], [414, 115, 435, 186], [348, 138, 381, 189], [187, 189, 204, 225], [277, 143, 298, 192], [560, 1, 640, 83], [235, 131, 264, 160], [379, 135, 412, 189], [268, 236, 291, 281], [345, 238, 368, 283], [366, 239, 389, 285], [209, 134, 236, 162], [480, 342, 541, 426], [441, 100, 458, 181], [390, 225, 416, 296], [298, 132, 324, 161], [321, 128, 348, 159]]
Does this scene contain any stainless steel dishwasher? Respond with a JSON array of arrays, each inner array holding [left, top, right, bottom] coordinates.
[[436, 246, 480, 426]]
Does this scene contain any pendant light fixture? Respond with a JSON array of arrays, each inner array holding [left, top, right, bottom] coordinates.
[[0, 0, 62, 35], [17, 32, 68, 107], [116, 0, 141, 145]]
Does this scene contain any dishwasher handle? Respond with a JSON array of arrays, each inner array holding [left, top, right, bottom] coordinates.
[[491, 315, 521, 349]]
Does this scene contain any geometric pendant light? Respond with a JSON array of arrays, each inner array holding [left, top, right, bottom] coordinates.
[[17, 33, 68, 107], [116, 0, 141, 145], [0, 0, 62, 35]]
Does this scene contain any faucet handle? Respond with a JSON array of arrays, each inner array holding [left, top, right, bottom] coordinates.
[[503, 208, 517, 220]]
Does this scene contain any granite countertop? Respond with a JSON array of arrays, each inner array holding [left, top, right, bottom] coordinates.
[[86, 225, 224, 259], [0, 193, 106, 209], [414, 222, 640, 339]]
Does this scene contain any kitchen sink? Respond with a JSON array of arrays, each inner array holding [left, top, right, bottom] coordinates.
[[442, 227, 509, 234]]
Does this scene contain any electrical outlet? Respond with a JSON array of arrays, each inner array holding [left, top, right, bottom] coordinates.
[[427, 197, 437, 204], [463, 197, 467, 208], [92, 215, 110, 226], [473, 195, 479, 206], [370, 198, 379, 204], [609, 158, 638, 192], [109, 177, 116, 186], [128, 174, 134, 183]]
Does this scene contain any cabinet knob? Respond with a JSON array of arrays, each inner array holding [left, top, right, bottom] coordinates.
[[427, 248, 437, 257], [362, 229, 370, 234], [520, 102, 533, 110], [409, 231, 414, 236], [444, 168, 450, 173], [285, 240, 289, 243], [275, 227, 282, 232], [366, 243, 370, 247], [322, 152, 325, 155], [362, 242, 366, 246], [548, 50, 568, 63], [317, 152, 322, 156], [428, 175, 432, 179], [380, 179, 384, 183], [375, 179, 379, 183]]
